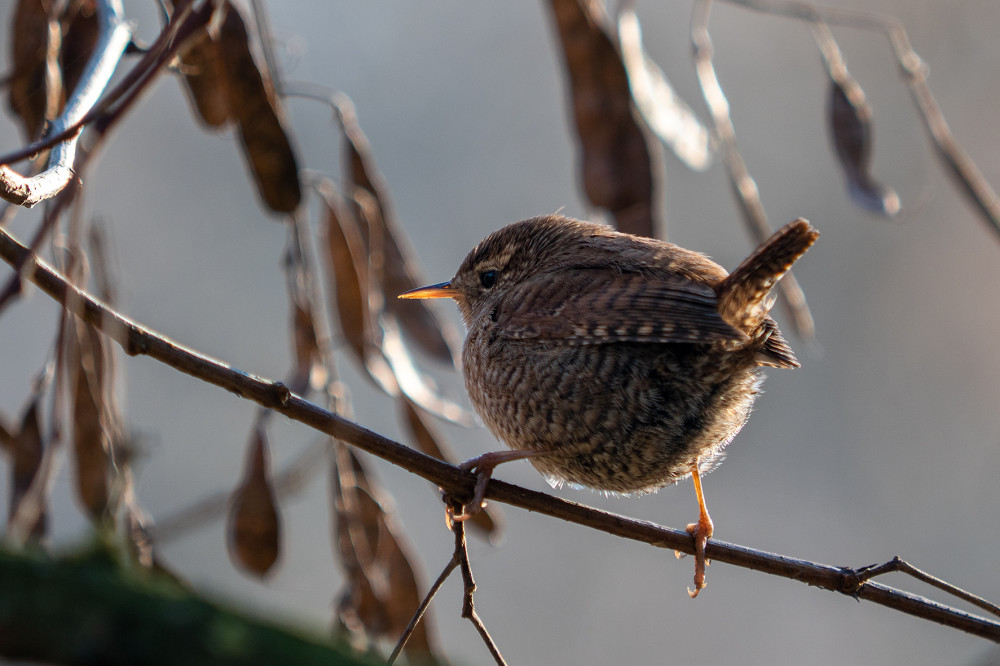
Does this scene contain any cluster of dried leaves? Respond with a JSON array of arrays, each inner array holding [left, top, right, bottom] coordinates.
[[2, 0, 517, 661], [2, 0, 1000, 664]]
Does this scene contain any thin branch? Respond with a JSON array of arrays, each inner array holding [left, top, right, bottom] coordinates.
[[0, 0, 212, 171], [0, 0, 132, 208], [453, 515, 505, 665], [722, 0, 1000, 239], [387, 547, 460, 665], [690, 0, 815, 338], [854, 556, 1000, 620], [1, 225, 998, 643]]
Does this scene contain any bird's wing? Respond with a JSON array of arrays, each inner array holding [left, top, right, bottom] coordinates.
[[494, 268, 747, 345]]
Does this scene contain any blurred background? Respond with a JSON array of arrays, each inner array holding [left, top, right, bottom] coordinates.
[[2, 0, 999, 663]]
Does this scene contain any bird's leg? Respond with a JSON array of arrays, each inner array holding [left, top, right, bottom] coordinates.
[[685, 461, 714, 598], [450, 449, 551, 523]]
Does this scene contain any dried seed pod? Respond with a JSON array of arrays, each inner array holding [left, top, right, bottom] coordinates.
[[547, 0, 660, 237], [70, 321, 114, 519], [8, 396, 47, 541], [177, 28, 232, 128], [228, 427, 282, 577], [828, 73, 900, 216], [332, 444, 439, 661], [218, 1, 301, 213], [320, 183, 399, 395], [338, 102, 460, 365], [59, 0, 99, 103], [9, 0, 59, 139]]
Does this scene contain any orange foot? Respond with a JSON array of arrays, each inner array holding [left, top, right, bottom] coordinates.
[[685, 461, 714, 598]]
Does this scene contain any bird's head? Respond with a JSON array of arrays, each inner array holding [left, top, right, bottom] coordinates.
[[399, 215, 622, 325]]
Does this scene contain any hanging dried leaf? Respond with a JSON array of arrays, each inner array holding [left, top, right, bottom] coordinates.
[[338, 102, 460, 365], [617, 8, 711, 172], [332, 444, 439, 661], [59, 0, 99, 103], [547, 0, 659, 237], [7, 0, 100, 141], [218, 1, 301, 213], [70, 320, 114, 520], [228, 427, 282, 577], [320, 182, 399, 395], [321, 183, 370, 363], [828, 73, 900, 216], [8, 0, 56, 139], [291, 299, 321, 387], [177, 28, 232, 128], [399, 397, 501, 539], [8, 396, 46, 541]]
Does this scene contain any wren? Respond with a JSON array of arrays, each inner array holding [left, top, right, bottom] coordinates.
[[400, 214, 818, 596]]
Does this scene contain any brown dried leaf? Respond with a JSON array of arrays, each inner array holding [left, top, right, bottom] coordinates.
[[7, 0, 100, 141], [70, 321, 114, 519], [399, 397, 501, 539], [60, 0, 99, 103], [320, 182, 399, 395], [228, 426, 282, 577], [291, 298, 321, 388], [548, 0, 659, 237], [8, 396, 46, 541], [332, 444, 438, 660], [321, 183, 369, 363], [218, 1, 301, 213], [177, 28, 232, 128], [338, 103, 459, 365], [8, 0, 56, 139], [828, 74, 900, 216]]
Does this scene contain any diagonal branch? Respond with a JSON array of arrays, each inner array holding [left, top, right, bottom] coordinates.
[[1, 224, 998, 643]]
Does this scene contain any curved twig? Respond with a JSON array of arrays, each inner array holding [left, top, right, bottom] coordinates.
[[0, 0, 131, 208], [1, 225, 998, 643]]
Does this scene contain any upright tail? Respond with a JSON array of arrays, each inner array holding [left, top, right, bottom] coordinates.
[[717, 218, 819, 333]]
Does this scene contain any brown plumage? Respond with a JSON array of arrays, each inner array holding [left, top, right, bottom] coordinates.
[[401, 214, 818, 595]]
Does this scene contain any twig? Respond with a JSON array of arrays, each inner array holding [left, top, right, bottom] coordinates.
[[852, 556, 1000, 620], [1, 225, 998, 643], [453, 514, 505, 665], [721, 0, 1000, 239], [0, 178, 80, 314], [0, 0, 213, 172], [0, 0, 131, 208], [690, 0, 815, 338], [386, 544, 460, 665]]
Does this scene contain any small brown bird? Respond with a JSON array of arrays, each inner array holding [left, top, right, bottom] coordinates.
[[400, 215, 818, 596]]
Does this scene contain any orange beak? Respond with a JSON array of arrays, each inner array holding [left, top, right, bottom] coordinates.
[[398, 281, 455, 300]]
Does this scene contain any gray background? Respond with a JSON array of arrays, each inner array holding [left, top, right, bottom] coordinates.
[[2, 1, 999, 663]]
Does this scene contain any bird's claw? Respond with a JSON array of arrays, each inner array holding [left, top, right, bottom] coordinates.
[[685, 518, 713, 598]]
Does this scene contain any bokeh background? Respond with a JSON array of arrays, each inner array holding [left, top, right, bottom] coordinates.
[[2, 1, 999, 663]]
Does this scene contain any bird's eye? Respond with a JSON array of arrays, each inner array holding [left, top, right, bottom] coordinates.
[[479, 270, 499, 289]]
